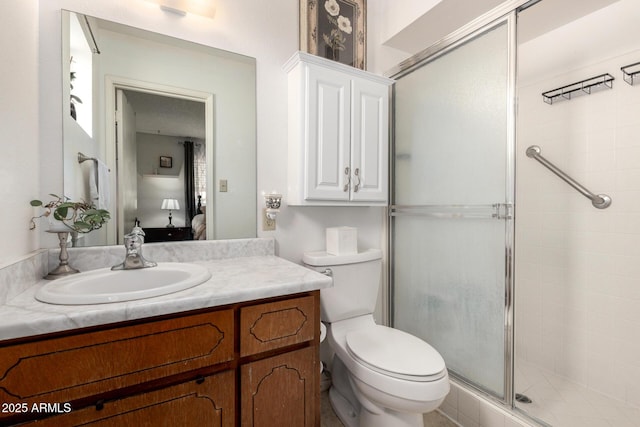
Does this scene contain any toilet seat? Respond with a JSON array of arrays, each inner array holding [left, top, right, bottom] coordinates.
[[346, 325, 446, 382]]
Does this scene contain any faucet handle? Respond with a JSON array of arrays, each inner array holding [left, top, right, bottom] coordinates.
[[128, 225, 145, 236], [125, 226, 145, 243]]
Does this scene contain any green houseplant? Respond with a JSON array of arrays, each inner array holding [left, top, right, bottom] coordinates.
[[30, 194, 110, 233]]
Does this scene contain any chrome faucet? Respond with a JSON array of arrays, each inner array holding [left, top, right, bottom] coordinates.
[[111, 226, 157, 270]]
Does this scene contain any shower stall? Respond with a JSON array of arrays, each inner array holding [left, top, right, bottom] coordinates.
[[389, 1, 640, 426]]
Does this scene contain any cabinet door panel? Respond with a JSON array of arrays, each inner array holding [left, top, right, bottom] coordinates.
[[241, 347, 318, 427], [305, 67, 351, 201], [21, 371, 235, 427], [351, 78, 389, 202]]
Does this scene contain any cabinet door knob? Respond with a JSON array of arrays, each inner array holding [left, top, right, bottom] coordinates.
[[343, 167, 351, 192]]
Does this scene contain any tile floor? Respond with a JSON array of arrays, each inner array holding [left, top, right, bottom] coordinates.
[[515, 359, 640, 427], [320, 390, 456, 427]]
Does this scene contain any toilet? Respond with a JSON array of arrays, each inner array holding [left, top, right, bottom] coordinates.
[[303, 249, 450, 427]]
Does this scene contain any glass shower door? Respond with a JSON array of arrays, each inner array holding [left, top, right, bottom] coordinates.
[[391, 18, 514, 400]]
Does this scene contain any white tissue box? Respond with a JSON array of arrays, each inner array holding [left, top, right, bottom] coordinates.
[[326, 227, 358, 255]]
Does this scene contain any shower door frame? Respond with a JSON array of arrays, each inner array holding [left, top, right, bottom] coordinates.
[[387, 0, 533, 407]]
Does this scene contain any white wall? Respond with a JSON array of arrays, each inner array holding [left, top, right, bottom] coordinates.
[[366, 1, 418, 75], [0, 0, 477, 326], [0, 0, 40, 265], [516, 0, 640, 408], [367, 0, 507, 75], [136, 133, 186, 228], [1, 0, 476, 266], [377, 0, 442, 43]]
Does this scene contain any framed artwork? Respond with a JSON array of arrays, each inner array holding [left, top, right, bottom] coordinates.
[[159, 156, 173, 168], [300, 0, 366, 70]]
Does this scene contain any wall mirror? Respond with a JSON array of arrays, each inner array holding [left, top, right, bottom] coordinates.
[[62, 10, 257, 246]]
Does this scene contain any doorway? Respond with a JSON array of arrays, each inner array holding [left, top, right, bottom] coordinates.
[[105, 77, 214, 244]]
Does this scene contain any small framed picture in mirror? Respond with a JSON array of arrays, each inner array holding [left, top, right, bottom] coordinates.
[[160, 156, 173, 168], [300, 0, 366, 70]]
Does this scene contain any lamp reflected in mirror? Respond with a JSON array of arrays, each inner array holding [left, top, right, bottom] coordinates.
[[161, 198, 180, 228]]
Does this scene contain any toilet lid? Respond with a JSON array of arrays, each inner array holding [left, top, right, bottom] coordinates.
[[346, 325, 446, 382]]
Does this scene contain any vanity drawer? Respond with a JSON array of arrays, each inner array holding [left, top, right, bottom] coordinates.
[[0, 310, 234, 416], [19, 370, 235, 427], [240, 295, 317, 357]]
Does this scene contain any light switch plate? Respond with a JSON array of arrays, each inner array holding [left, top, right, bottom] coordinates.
[[219, 179, 228, 192]]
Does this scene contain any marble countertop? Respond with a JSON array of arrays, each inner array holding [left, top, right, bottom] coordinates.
[[0, 255, 332, 341]]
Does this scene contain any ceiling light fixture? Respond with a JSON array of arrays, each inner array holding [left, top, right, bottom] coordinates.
[[147, 0, 216, 19]]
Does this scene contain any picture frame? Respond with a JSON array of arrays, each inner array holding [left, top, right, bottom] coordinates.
[[300, 0, 366, 70], [159, 156, 173, 168]]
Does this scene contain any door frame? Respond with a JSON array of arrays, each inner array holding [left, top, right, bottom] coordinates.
[[104, 76, 214, 245], [387, 8, 520, 406]]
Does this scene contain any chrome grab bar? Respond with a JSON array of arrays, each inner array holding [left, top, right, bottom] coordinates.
[[526, 145, 611, 209]]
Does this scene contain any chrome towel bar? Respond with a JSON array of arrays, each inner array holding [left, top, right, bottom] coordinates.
[[526, 145, 611, 209], [390, 204, 513, 220]]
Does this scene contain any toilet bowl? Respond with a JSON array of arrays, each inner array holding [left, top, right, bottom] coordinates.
[[303, 249, 449, 427]]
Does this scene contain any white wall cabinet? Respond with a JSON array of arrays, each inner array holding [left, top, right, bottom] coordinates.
[[285, 52, 394, 206]]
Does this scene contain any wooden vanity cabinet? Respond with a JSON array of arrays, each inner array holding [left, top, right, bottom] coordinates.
[[241, 347, 317, 427], [0, 291, 320, 427], [240, 295, 319, 427]]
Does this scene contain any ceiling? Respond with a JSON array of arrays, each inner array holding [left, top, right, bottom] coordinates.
[[518, 0, 620, 44], [383, 0, 505, 54], [383, 0, 620, 55], [123, 90, 206, 140]]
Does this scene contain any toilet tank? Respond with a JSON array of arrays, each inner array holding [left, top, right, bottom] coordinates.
[[303, 249, 382, 323]]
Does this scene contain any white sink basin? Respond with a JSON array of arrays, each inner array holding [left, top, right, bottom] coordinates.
[[36, 262, 212, 305]]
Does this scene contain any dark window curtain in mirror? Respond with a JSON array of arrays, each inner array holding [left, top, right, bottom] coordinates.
[[184, 141, 196, 226]]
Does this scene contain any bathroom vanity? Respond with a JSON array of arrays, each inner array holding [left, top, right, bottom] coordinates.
[[0, 239, 330, 426]]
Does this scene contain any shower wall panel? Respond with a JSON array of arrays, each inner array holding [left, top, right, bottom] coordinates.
[[516, 48, 640, 408]]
